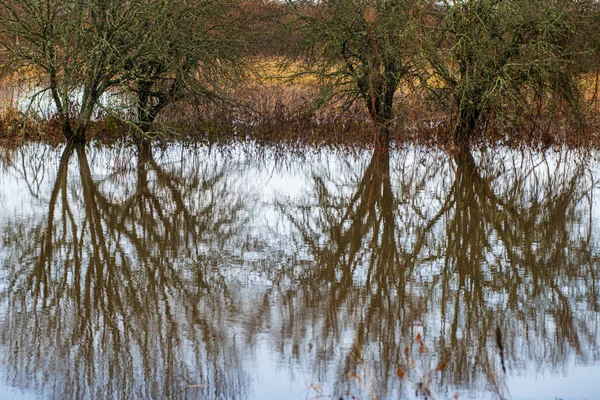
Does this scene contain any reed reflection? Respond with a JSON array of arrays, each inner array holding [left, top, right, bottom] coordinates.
[[276, 146, 600, 398], [0, 143, 254, 399]]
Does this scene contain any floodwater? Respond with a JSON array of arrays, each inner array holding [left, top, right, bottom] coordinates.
[[0, 141, 599, 400]]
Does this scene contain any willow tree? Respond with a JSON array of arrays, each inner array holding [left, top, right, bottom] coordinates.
[[421, 0, 598, 142], [286, 0, 423, 126]]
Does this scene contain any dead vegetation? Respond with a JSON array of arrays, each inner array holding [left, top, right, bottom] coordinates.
[[305, 332, 509, 400], [0, 59, 599, 149]]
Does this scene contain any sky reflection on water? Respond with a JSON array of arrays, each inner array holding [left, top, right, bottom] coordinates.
[[0, 142, 599, 399]]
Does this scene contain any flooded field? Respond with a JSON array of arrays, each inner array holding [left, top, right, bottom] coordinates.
[[0, 142, 599, 399]]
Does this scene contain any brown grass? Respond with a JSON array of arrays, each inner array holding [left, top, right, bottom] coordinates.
[[0, 106, 135, 146], [0, 58, 599, 149]]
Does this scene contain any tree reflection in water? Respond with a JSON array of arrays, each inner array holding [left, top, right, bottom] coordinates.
[[0, 142, 599, 399], [1, 143, 254, 399], [276, 145, 600, 398]]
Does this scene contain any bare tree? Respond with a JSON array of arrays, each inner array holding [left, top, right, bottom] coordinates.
[[421, 0, 599, 141], [0, 0, 162, 141], [0, 0, 250, 142], [120, 0, 248, 135], [286, 0, 424, 127]]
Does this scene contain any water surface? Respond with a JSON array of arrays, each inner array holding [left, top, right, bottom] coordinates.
[[0, 142, 599, 399]]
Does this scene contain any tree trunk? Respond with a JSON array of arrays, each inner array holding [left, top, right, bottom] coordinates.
[[57, 118, 85, 143], [137, 82, 154, 133], [73, 99, 96, 144], [72, 126, 88, 144], [138, 105, 158, 134], [365, 83, 396, 126], [49, 84, 82, 143], [454, 102, 481, 144]]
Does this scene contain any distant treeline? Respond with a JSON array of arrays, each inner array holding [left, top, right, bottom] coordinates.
[[0, 0, 599, 144]]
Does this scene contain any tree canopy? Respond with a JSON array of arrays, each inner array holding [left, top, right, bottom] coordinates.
[[0, 0, 598, 143]]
